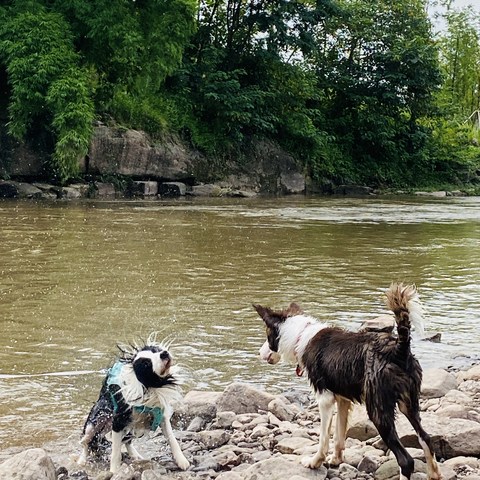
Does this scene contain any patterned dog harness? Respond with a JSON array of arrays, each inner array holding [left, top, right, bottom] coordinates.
[[106, 361, 164, 431]]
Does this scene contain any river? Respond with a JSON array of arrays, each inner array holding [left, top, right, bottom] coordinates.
[[0, 195, 479, 457]]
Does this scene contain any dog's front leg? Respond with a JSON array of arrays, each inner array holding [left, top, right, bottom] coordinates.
[[327, 397, 351, 466], [160, 416, 190, 470], [302, 391, 335, 469], [110, 430, 123, 473]]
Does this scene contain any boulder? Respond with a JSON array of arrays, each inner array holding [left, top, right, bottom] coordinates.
[[421, 369, 458, 399], [242, 455, 327, 480], [0, 448, 56, 480], [87, 126, 192, 180], [396, 412, 480, 458], [346, 404, 378, 441], [217, 383, 276, 414]]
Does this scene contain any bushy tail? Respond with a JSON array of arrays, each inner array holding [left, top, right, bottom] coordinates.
[[386, 283, 425, 344]]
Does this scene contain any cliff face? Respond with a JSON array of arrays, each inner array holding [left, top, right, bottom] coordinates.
[[1, 125, 307, 194], [84, 126, 195, 181]]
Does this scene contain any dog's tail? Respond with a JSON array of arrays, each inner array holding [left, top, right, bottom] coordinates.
[[386, 283, 425, 343]]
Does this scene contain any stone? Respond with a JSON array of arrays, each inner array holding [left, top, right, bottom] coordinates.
[[96, 182, 116, 196], [16, 182, 43, 199], [111, 464, 137, 480], [357, 455, 379, 473], [190, 184, 226, 197], [359, 315, 395, 333], [421, 369, 458, 398], [196, 430, 231, 449], [268, 398, 297, 422], [280, 171, 305, 194], [217, 383, 276, 414], [242, 455, 327, 480], [0, 448, 57, 479], [87, 126, 192, 179], [396, 412, 480, 458], [276, 437, 316, 454], [214, 411, 237, 428], [346, 404, 378, 441]]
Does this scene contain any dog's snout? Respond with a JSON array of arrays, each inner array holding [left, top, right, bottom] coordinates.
[[160, 351, 170, 361]]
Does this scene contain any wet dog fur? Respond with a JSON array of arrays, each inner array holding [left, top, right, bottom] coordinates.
[[254, 283, 442, 480], [78, 338, 189, 473]]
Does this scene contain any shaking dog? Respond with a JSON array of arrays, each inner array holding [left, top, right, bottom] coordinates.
[[78, 336, 189, 473]]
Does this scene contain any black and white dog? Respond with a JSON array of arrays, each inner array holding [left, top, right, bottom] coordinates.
[[78, 337, 189, 473], [254, 283, 442, 480]]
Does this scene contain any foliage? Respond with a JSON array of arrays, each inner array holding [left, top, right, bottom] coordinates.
[[0, 1, 94, 182], [0, 0, 479, 188]]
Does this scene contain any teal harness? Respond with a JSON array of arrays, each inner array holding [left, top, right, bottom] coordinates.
[[107, 361, 164, 431]]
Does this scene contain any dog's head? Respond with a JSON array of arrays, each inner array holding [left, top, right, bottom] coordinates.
[[130, 344, 175, 389], [253, 302, 303, 364]]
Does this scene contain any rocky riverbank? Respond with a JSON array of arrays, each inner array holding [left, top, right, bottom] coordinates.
[[1, 365, 479, 480]]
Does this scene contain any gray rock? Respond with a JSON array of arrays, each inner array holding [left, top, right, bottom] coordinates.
[[16, 182, 43, 199], [196, 430, 231, 449], [421, 369, 458, 398], [242, 455, 327, 480], [88, 126, 192, 179], [276, 437, 316, 454], [357, 455, 379, 473], [217, 383, 276, 414], [96, 182, 116, 196], [0, 448, 57, 479], [268, 398, 297, 421]]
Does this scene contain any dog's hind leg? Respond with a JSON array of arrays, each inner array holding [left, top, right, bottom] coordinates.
[[160, 416, 190, 471], [398, 402, 442, 480], [372, 416, 414, 480], [78, 424, 95, 466], [302, 390, 335, 469], [327, 396, 351, 466]]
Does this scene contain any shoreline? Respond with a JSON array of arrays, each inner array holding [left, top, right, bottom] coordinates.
[[1, 364, 479, 480]]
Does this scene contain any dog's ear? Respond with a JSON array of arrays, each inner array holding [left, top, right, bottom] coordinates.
[[253, 304, 271, 320], [286, 302, 303, 317], [253, 304, 285, 328]]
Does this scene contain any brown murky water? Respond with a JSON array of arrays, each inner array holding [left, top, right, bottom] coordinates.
[[1, 195, 479, 460]]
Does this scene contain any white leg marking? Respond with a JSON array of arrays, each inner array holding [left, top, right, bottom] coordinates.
[[161, 417, 190, 470], [302, 391, 335, 469], [78, 424, 94, 466], [419, 437, 442, 480], [327, 397, 351, 466], [110, 430, 123, 473]]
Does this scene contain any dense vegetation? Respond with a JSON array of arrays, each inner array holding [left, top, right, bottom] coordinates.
[[0, 0, 479, 189]]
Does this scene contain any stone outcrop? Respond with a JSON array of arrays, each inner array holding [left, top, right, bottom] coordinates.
[[85, 127, 194, 181]]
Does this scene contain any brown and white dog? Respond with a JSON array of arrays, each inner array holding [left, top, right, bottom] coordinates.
[[254, 283, 442, 480]]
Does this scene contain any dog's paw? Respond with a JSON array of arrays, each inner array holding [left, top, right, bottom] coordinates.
[[326, 454, 343, 467], [301, 455, 323, 469], [176, 455, 190, 471]]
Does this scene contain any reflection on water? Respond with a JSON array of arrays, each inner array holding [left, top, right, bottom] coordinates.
[[1, 195, 480, 456]]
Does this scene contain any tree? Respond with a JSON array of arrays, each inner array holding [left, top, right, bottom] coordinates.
[[0, 0, 94, 182]]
